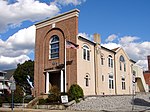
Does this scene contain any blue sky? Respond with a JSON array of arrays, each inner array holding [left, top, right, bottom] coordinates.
[[0, 0, 150, 70]]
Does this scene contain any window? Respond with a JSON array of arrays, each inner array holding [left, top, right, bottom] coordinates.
[[108, 55, 113, 68], [122, 78, 125, 90], [85, 74, 90, 87], [120, 62, 122, 70], [119, 55, 125, 71], [102, 75, 104, 81], [101, 54, 104, 65], [109, 75, 114, 89], [49, 35, 59, 59], [101, 57, 104, 65], [124, 63, 126, 72], [83, 45, 90, 61], [120, 55, 125, 62]]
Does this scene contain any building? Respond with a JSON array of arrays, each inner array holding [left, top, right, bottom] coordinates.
[[0, 69, 15, 95], [144, 55, 150, 91], [34, 9, 147, 97]]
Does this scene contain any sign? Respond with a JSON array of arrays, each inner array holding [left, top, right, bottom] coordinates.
[[10, 81, 16, 91], [61, 95, 68, 103]]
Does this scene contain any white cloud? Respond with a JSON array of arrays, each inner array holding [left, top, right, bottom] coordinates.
[[0, 25, 35, 70], [78, 32, 93, 41], [103, 35, 150, 70], [105, 34, 117, 42], [54, 0, 86, 5], [0, 0, 60, 32], [0, 25, 35, 57], [102, 42, 121, 50], [0, 55, 30, 70], [119, 36, 139, 44], [0, 0, 86, 33], [136, 60, 148, 71]]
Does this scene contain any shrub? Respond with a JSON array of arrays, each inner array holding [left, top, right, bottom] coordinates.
[[68, 84, 84, 102], [0, 96, 5, 107], [47, 85, 61, 103], [38, 98, 47, 105]]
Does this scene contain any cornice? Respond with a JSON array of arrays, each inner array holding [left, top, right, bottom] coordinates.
[[35, 9, 80, 29]]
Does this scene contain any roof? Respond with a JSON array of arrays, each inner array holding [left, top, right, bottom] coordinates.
[[4, 69, 16, 80], [78, 36, 116, 53], [111, 47, 120, 52], [101, 46, 116, 54], [78, 36, 95, 45]]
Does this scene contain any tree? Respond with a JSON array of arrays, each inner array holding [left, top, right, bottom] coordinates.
[[13, 60, 34, 95]]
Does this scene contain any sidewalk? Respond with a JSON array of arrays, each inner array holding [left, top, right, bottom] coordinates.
[[0, 108, 95, 112]]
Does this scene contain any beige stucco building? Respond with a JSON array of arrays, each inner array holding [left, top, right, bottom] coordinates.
[[34, 9, 148, 97]]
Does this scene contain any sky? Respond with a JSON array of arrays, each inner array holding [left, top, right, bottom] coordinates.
[[0, 0, 150, 70]]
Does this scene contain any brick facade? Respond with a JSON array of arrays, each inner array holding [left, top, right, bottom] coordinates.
[[34, 9, 79, 96]]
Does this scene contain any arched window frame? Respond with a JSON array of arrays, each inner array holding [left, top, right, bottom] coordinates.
[[83, 44, 90, 61], [49, 35, 59, 59], [119, 55, 126, 71]]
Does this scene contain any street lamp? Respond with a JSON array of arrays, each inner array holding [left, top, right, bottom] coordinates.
[[10, 80, 16, 112]]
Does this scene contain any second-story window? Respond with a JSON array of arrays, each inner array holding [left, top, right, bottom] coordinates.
[[124, 63, 126, 72], [101, 54, 104, 65], [83, 45, 90, 61], [49, 35, 59, 59], [119, 55, 125, 71], [108, 55, 113, 68]]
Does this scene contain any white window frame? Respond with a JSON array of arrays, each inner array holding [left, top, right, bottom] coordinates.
[[83, 45, 90, 61], [109, 75, 114, 89], [122, 78, 126, 90], [108, 55, 113, 68], [49, 35, 59, 59]]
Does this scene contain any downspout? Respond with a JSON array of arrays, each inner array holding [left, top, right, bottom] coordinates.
[[94, 44, 97, 95], [114, 52, 117, 95]]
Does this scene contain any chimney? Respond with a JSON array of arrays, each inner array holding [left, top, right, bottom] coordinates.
[[93, 33, 101, 44], [148, 55, 150, 71]]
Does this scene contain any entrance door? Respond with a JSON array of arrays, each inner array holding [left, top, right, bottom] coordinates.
[[49, 71, 61, 91]]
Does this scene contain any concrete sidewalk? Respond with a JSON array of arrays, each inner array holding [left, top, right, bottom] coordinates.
[[0, 108, 96, 112]]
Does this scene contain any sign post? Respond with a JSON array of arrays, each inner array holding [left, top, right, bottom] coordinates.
[[10, 81, 16, 112]]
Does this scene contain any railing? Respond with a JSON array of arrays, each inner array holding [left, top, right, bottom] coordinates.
[[133, 65, 149, 92]]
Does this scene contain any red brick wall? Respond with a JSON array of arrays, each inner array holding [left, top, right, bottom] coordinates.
[[34, 16, 78, 96], [148, 56, 150, 71], [144, 72, 150, 86]]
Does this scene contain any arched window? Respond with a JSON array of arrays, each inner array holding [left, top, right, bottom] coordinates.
[[119, 55, 126, 71], [83, 45, 90, 61], [120, 55, 125, 62], [85, 74, 90, 87], [49, 35, 59, 59], [108, 55, 113, 68]]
